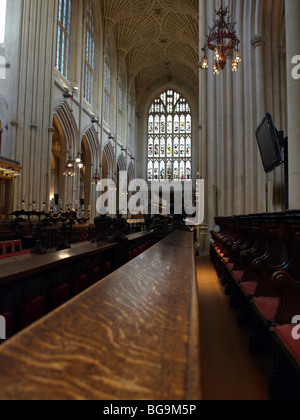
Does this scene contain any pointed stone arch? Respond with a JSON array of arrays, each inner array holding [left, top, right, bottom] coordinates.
[[103, 142, 114, 179], [128, 161, 135, 182], [117, 153, 127, 172], [53, 100, 79, 156]]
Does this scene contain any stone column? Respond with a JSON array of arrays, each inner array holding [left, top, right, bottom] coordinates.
[[285, 0, 300, 209], [251, 35, 267, 212], [11, 0, 58, 211]]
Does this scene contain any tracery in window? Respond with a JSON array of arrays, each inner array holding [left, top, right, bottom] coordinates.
[[84, 1, 95, 105], [103, 43, 111, 123], [148, 90, 192, 181], [56, 0, 72, 79]]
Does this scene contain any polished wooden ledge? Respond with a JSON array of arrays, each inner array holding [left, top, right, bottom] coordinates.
[[0, 231, 153, 287], [0, 230, 201, 400], [0, 241, 117, 287]]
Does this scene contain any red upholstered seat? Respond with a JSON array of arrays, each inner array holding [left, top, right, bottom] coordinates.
[[227, 263, 235, 271], [4, 241, 14, 254], [51, 283, 71, 309], [72, 274, 89, 296], [102, 261, 112, 277], [128, 251, 133, 261], [20, 296, 47, 329], [13, 240, 22, 252], [0, 243, 5, 255], [223, 257, 230, 263], [232, 270, 245, 282], [274, 325, 300, 363], [252, 296, 280, 322], [89, 266, 102, 286], [138, 246, 143, 255], [0, 312, 13, 339], [132, 249, 138, 259], [240, 281, 258, 297]]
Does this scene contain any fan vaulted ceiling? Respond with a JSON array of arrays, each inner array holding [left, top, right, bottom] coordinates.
[[99, 0, 199, 92]]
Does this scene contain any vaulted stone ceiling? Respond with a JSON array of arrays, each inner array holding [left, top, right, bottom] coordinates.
[[99, 0, 199, 92]]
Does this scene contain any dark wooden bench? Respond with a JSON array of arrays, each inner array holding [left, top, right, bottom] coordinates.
[[211, 211, 300, 400]]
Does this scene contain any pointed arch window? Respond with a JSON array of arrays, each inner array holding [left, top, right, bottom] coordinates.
[[56, 0, 72, 79], [118, 80, 123, 138], [84, 1, 95, 105], [148, 90, 192, 181], [104, 43, 111, 123]]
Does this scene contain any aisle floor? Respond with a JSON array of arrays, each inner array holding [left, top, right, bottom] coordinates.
[[196, 256, 271, 400]]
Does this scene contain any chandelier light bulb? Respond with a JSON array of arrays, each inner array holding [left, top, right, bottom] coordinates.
[[235, 49, 242, 63], [231, 59, 238, 72], [214, 47, 220, 61], [213, 63, 220, 75], [201, 56, 209, 69]]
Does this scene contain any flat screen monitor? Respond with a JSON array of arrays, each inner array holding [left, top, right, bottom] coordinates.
[[256, 113, 283, 174]]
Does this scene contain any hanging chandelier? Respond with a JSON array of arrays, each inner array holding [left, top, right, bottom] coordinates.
[[63, 157, 76, 177], [91, 169, 101, 185], [200, 1, 241, 74]]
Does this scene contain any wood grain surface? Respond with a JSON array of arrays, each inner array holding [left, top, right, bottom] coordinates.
[[0, 231, 201, 400]]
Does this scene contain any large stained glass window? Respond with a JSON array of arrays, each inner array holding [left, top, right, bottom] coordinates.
[[56, 0, 72, 79], [148, 90, 192, 181]]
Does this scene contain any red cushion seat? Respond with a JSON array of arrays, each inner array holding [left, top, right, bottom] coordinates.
[[89, 266, 102, 286], [232, 270, 245, 282], [240, 281, 258, 297], [4, 242, 14, 254], [13, 240, 22, 252], [72, 274, 89, 296], [102, 261, 112, 277], [227, 263, 235, 271], [51, 283, 71, 309], [252, 296, 280, 322], [20, 296, 47, 329]]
